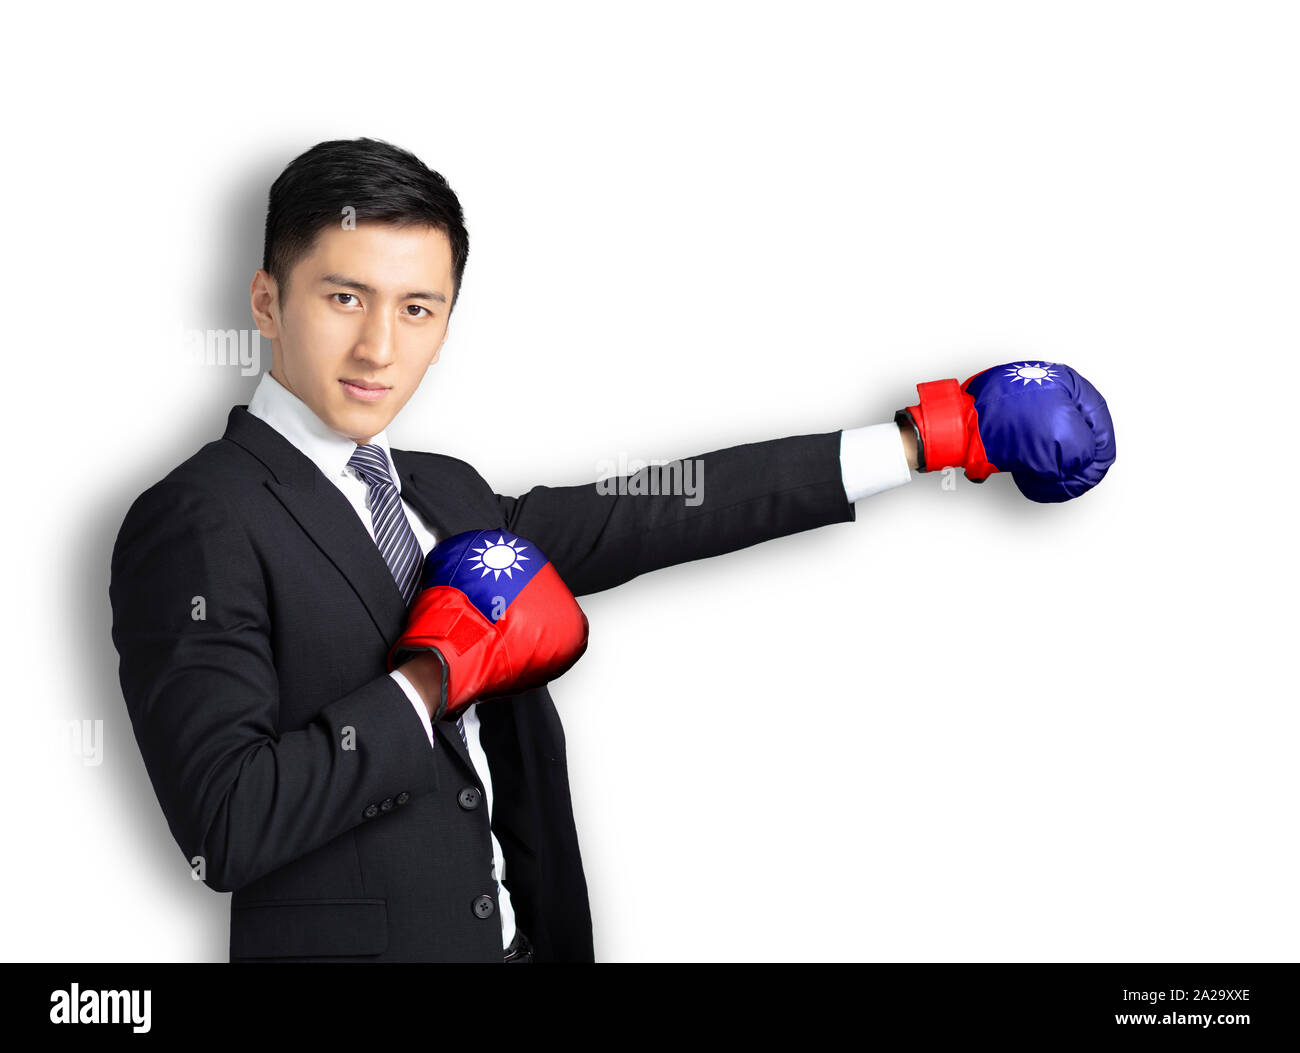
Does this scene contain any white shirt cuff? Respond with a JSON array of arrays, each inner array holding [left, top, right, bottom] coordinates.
[[390, 669, 436, 750], [839, 422, 914, 503]]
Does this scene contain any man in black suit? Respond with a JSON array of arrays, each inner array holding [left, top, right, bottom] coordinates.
[[109, 138, 925, 963]]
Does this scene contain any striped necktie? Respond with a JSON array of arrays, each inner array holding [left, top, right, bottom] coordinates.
[[347, 443, 467, 748]]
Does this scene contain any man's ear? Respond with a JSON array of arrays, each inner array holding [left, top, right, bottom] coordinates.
[[250, 270, 280, 339], [429, 332, 448, 366]]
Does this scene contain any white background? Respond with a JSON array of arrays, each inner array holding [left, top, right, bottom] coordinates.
[[3, 0, 1297, 962]]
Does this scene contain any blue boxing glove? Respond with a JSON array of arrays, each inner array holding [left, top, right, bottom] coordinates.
[[894, 361, 1116, 502]]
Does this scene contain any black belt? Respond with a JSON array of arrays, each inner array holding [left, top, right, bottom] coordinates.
[[503, 926, 534, 963]]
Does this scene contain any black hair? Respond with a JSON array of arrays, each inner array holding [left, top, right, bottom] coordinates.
[[262, 137, 469, 312]]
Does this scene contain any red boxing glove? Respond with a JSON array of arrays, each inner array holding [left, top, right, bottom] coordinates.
[[389, 529, 589, 721]]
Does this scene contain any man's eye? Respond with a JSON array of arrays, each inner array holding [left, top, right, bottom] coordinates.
[[332, 293, 358, 306], [405, 304, 431, 317]]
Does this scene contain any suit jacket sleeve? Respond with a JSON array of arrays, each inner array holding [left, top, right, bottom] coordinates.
[[109, 477, 439, 893], [493, 430, 855, 596]]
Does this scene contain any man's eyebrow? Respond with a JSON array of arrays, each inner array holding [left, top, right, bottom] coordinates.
[[319, 273, 447, 304]]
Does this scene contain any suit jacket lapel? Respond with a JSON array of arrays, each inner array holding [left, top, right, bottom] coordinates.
[[223, 406, 409, 645], [390, 453, 492, 540]]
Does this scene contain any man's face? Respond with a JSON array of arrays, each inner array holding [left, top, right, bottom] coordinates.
[[251, 221, 455, 443]]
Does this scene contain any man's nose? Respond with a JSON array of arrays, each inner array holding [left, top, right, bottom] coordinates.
[[354, 312, 397, 367]]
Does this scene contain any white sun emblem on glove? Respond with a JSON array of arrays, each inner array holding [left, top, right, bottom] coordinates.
[[470, 535, 531, 579], [1004, 362, 1060, 386]]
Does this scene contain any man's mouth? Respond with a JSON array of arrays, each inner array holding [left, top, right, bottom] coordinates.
[[340, 379, 391, 403]]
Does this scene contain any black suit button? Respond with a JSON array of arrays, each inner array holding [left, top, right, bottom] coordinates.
[[363, 804, 379, 819], [472, 894, 495, 919], [380, 797, 394, 812], [396, 792, 410, 805], [458, 787, 481, 811]]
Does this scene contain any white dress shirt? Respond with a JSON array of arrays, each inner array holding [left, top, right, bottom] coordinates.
[[245, 369, 913, 953]]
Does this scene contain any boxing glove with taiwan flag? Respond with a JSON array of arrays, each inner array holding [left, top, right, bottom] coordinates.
[[388, 528, 589, 721], [894, 361, 1116, 502]]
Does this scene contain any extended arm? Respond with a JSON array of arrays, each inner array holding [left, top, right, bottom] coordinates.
[[493, 429, 878, 597]]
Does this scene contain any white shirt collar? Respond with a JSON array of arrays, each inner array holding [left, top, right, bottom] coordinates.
[[245, 371, 402, 493]]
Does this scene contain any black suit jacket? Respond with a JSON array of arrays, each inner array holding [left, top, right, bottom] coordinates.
[[108, 406, 856, 961]]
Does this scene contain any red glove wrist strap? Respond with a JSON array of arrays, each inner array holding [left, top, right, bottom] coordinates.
[[906, 378, 998, 478]]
